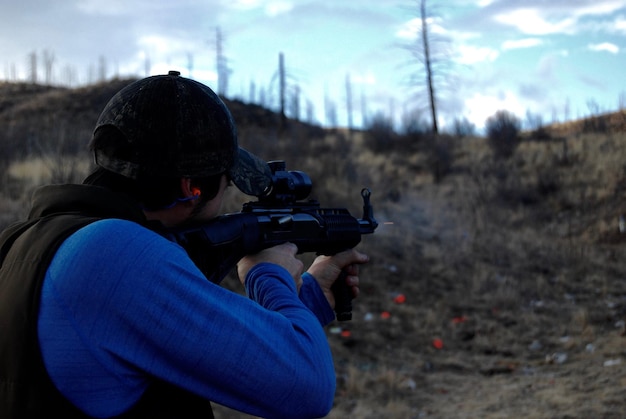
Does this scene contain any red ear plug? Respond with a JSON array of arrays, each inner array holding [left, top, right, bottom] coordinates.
[[191, 187, 201, 197]]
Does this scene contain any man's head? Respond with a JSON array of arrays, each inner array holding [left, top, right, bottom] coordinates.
[[90, 71, 271, 199]]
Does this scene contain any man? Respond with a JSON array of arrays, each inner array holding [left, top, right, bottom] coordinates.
[[0, 71, 369, 418]]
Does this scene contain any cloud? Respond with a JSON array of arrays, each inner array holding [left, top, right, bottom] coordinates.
[[78, 0, 217, 18], [494, 8, 577, 35], [579, 74, 609, 90], [230, 0, 263, 10], [137, 35, 186, 56], [588, 42, 620, 54], [455, 45, 499, 64], [574, 0, 626, 16], [518, 83, 548, 102], [353, 72, 377, 85], [536, 53, 561, 81], [502, 38, 543, 50], [613, 15, 626, 33], [265, 1, 294, 16], [464, 91, 526, 128], [77, 0, 135, 15], [395, 16, 449, 40], [487, 1, 626, 35]]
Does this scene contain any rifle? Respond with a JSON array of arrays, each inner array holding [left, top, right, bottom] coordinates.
[[163, 160, 378, 321]]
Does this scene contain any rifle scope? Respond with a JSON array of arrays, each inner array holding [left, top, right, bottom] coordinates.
[[258, 160, 312, 205]]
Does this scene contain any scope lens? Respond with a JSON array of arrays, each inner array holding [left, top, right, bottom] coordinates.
[[286, 171, 312, 200], [261, 170, 312, 202]]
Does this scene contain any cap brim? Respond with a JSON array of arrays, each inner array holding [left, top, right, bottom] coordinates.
[[229, 148, 272, 196]]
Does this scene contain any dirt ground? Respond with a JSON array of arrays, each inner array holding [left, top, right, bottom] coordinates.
[[326, 284, 625, 419], [214, 133, 626, 418], [334, 134, 625, 419]]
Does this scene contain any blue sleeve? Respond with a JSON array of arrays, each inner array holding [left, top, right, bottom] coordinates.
[[246, 266, 335, 327], [298, 272, 336, 326], [37, 219, 335, 419]]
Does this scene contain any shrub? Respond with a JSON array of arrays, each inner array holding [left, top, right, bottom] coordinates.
[[364, 112, 397, 153], [424, 134, 455, 183], [452, 117, 476, 138], [486, 110, 521, 159]]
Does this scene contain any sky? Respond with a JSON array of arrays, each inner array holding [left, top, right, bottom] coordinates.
[[2, 0, 626, 132]]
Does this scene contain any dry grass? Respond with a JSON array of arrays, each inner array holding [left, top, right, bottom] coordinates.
[[212, 130, 626, 418], [8, 155, 91, 186], [338, 132, 625, 418], [2, 119, 625, 418]]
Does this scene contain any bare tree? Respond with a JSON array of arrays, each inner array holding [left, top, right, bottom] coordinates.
[[361, 88, 369, 128], [551, 106, 558, 124], [61, 64, 77, 86], [28, 51, 37, 83], [279, 52, 286, 126], [420, 0, 437, 133], [4, 63, 18, 81], [215, 27, 231, 96], [249, 80, 256, 104], [269, 53, 307, 127], [187, 53, 194, 79], [525, 110, 543, 131], [258, 86, 267, 108], [43, 49, 55, 85], [586, 98, 601, 116], [289, 84, 301, 122], [325, 87, 338, 127], [98, 56, 107, 82], [403, 0, 451, 134], [144, 55, 151, 77], [305, 100, 315, 125], [345, 74, 354, 131], [87, 64, 95, 84]]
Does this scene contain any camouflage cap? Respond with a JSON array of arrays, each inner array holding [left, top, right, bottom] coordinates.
[[92, 71, 271, 196]]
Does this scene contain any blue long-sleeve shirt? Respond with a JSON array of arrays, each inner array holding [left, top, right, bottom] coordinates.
[[37, 218, 336, 419]]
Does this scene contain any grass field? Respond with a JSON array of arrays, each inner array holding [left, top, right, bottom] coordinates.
[[1, 83, 624, 417]]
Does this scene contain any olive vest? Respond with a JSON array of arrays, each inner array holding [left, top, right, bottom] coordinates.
[[0, 184, 213, 418]]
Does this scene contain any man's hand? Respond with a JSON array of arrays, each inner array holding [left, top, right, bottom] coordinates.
[[306, 249, 369, 308], [237, 243, 304, 291]]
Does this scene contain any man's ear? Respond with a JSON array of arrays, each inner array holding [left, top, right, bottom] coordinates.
[[179, 178, 197, 198]]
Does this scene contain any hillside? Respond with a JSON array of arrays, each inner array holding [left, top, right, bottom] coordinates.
[[1, 80, 625, 418], [547, 109, 626, 137], [0, 78, 314, 166]]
